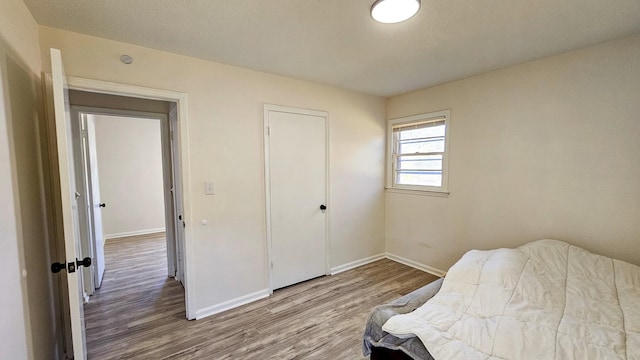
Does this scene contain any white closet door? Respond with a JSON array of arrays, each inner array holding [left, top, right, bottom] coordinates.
[[266, 106, 328, 290]]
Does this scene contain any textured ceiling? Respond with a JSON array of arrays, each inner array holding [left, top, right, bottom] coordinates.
[[24, 0, 640, 97]]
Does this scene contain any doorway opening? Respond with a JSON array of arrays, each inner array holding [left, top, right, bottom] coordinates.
[[47, 50, 194, 359], [54, 84, 191, 358], [69, 104, 184, 299]]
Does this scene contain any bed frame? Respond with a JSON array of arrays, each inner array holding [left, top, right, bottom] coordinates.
[[370, 346, 414, 360]]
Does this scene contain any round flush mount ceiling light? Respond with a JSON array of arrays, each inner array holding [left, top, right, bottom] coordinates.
[[371, 0, 421, 24], [120, 55, 133, 64]]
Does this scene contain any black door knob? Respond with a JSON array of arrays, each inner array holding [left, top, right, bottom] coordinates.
[[51, 262, 66, 273], [320, 204, 327, 210], [98, 203, 106, 208], [76, 257, 92, 267]]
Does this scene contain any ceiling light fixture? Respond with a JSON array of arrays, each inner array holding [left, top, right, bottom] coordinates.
[[371, 0, 420, 24]]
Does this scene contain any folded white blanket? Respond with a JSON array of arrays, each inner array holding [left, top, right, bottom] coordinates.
[[382, 239, 640, 359]]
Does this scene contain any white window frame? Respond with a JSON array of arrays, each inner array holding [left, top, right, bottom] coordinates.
[[386, 109, 451, 194]]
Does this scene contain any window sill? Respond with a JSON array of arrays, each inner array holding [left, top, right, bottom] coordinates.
[[385, 187, 450, 198]]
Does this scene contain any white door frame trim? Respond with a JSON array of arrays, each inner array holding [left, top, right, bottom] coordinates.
[[263, 104, 331, 294], [66, 76, 196, 319]]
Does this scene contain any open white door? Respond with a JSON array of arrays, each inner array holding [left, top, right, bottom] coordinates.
[[70, 108, 95, 297], [160, 113, 177, 279], [51, 48, 87, 360], [84, 116, 106, 287], [170, 104, 186, 284]]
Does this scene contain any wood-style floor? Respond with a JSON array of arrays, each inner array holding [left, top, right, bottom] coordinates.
[[85, 233, 439, 359]]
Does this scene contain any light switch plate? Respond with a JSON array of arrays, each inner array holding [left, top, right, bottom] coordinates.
[[205, 182, 214, 195]]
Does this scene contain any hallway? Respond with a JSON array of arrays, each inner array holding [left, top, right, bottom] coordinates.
[[84, 233, 185, 358]]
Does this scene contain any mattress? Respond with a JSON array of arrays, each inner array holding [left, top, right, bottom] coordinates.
[[382, 240, 640, 360]]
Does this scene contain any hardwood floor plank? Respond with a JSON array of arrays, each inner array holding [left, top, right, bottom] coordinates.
[[85, 234, 439, 359]]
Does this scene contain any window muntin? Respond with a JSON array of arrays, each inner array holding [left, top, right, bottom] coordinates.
[[387, 111, 450, 192]]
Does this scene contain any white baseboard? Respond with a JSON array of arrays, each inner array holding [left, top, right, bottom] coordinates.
[[385, 252, 446, 277], [104, 227, 166, 240], [195, 289, 270, 320], [330, 253, 386, 275], [191, 254, 443, 321]]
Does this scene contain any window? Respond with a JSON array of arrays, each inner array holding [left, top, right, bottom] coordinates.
[[387, 110, 450, 193]]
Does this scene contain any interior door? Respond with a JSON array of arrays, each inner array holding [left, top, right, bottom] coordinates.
[[51, 48, 87, 359], [160, 113, 177, 278], [170, 104, 186, 284], [266, 106, 328, 290], [70, 108, 96, 296], [84, 116, 106, 287]]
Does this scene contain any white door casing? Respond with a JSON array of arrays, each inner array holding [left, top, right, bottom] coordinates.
[[51, 47, 88, 359], [264, 105, 329, 290], [63, 74, 195, 320]]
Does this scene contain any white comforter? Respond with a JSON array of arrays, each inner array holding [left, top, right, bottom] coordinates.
[[382, 240, 640, 359]]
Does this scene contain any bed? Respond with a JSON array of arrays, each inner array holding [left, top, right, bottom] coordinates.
[[363, 277, 442, 359], [363, 239, 640, 359]]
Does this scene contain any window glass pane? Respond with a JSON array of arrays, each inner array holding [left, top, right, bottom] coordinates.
[[398, 124, 445, 140], [398, 137, 444, 154], [396, 155, 442, 170], [389, 112, 449, 190], [395, 171, 442, 187]]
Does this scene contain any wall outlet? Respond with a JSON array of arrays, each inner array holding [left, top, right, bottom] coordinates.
[[205, 182, 214, 195]]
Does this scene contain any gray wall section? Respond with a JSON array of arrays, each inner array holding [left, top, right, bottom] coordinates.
[[69, 90, 171, 114]]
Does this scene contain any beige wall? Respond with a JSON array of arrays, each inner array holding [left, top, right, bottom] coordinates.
[[0, 0, 41, 75], [386, 34, 640, 272], [0, 35, 30, 360], [91, 114, 166, 237], [0, 0, 58, 359], [38, 27, 387, 313]]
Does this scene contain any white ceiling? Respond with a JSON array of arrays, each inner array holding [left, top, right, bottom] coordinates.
[[24, 0, 640, 97]]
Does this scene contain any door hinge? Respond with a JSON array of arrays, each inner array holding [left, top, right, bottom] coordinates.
[[266, 126, 270, 136], [271, 260, 274, 269], [81, 129, 88, 138]]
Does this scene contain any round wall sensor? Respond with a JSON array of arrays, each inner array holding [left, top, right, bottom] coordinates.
[[120, 55, 133, 64]]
